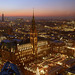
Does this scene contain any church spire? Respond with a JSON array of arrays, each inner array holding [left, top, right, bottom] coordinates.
[[30, 9, 37, 55], [2, 13, 4, 22], [32, 9, 35, 31], [33, 8, 34, 19]]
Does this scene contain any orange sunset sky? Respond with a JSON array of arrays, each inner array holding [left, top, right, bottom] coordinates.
[[0, 0, 75, 17]]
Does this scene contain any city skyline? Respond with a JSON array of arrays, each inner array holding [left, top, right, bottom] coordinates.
[[0, 1, 75, 74], [0, 0, 75, 17]]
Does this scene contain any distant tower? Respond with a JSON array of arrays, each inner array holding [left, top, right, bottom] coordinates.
[[30, 9, 37, 56], [2, 13, 4, 22]]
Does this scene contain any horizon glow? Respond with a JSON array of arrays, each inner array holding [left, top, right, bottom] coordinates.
[[0, 0, 75, 17]]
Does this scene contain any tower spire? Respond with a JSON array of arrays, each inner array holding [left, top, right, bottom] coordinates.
[[30, 9, 37, 55], [32, 8, 35, 31], [2, 13, 4, 22], [32, 8, 35, 20]]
